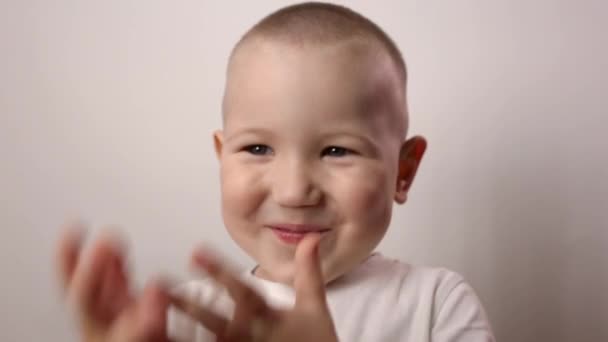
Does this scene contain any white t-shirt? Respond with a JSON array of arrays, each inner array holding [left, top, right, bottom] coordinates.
[[168, 253, 495, 342]]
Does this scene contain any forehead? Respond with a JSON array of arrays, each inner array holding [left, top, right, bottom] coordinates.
[[223, 40, 404, 135]]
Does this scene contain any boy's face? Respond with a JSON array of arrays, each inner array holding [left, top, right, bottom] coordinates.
[[214, 40, 424, 285]]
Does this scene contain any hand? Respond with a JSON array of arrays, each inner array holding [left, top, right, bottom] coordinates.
[[55, 224, 172, 342], [171, 234, 339, 342]]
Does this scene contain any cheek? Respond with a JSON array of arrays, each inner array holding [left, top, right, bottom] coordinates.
[[220, 160, 265, 220], [332, 165, 394, 229]]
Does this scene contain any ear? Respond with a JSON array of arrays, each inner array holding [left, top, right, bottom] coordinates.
[[213, 130, 224, 160], [394, 136, 427, 204]]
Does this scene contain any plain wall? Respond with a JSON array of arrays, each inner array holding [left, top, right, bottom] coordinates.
[[1, 0, 606, 341]]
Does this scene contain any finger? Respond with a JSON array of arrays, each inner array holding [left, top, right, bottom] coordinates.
[[169, 293, 229, 336], [134, 280, 173, 341], [110, 279, 173, 342], [191, 249, 269, 317], [225, 303, 277, 341], [56, 221, 86, 291], [96, 252, 132, 321], [69, 232, 127, 314], [294, 233, 327, 310]]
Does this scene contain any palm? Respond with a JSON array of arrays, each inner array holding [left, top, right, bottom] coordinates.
[[56, 228, 170, 342]]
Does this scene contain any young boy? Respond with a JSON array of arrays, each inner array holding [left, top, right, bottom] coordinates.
[[57, 2, 495, 341]]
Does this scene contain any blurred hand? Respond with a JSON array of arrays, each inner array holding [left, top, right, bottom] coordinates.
[[172, 234, 339, 342], [57, 223, 338, 342], [56, 224, 172, 342]]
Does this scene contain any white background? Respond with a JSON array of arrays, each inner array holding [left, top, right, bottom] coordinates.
[[1, 1, 606, 341]]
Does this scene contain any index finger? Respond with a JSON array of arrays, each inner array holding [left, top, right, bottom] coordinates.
[[294, 233, 327, 310], [169, 293, 229, 336], [191, 249, 270, 317]]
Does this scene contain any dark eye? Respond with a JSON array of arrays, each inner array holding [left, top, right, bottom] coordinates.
[[243, 144, 272, 155], [322, 146, 352, 157]]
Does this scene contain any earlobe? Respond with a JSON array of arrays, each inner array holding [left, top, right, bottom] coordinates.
[[213, 130, 224, 160], [394, 180, 409, 204], [394, 136, 427, 204], [394, 164, 413, 204]]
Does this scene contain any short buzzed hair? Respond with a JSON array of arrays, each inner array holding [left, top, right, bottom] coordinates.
[[225, 2, 409, 136], [232, 2, 406, 87]]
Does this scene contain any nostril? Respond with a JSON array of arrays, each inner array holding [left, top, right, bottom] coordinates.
[[273, 184, 322, 208], [271, 162, 322, 207]]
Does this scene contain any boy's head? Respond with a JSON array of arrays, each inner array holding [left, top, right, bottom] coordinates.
[[213, 2, 426, 285]]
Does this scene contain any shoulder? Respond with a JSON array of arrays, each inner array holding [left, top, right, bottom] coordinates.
[[369, 255, 487, 312], [329, 254, 469, 319], [343, 253, 466, 301], [384, 257, 495, 341], [334, 254, 495, 341]]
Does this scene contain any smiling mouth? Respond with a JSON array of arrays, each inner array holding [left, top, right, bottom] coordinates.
[[267, 224, 331, 244]]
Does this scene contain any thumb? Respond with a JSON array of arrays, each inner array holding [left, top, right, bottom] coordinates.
[[294, 234, 328, 311]]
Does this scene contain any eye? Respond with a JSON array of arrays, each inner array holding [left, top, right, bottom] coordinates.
[[322, 146, 353, 157], [242, 144, 273, 155]]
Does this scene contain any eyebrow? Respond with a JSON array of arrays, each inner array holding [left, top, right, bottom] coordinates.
[[223, 127, 275, 144]]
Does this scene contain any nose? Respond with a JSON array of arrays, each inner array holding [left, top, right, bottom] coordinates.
[[271, 157, 322, 208]]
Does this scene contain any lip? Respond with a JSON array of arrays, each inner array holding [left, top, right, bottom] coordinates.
[[266, 224, 330, 244]]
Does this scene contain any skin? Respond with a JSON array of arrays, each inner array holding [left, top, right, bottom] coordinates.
[[56, 226, 337, 341], [55, 38, 426, 342], [216, 39, 427, 285]]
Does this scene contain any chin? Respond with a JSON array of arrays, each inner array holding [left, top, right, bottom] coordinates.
[[283, 256, 345, 286], [257, 259, 297, 285]]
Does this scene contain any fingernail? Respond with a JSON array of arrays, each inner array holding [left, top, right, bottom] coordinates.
[[192, 250, 217, 272], [193, 250, 210, 264]]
